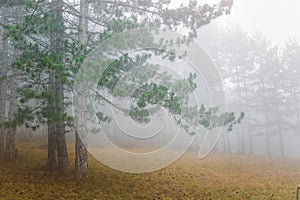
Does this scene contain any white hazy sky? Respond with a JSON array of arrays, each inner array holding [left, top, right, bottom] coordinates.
[[229, 0, 300, 44], [173, 0, 300, 45]]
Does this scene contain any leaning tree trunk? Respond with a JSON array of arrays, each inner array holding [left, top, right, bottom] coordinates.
[[75, 129, 88, 176], [4, 69, 18, 160], [75, 0, 89, 177]]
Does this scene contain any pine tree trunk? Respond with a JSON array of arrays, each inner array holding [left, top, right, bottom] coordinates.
[[47, 72, 57, 168], [75, 130, 88, 177], [75, 0, 89, 176], [222, 134, 227, 152], [248, 131, 253, 154], [242, 79, 252, 155], [279, 132, 284, 157], [0, 15, 8, 157], [49, 0, 70, 172], [265, 124, 270, 157], [56, 76, 69, 172], [4, 128, 16, 160], [4, 70, 17, 160], [0, 68, 6, 157], [240, 127, 245, 154], [235, 69, 245, 154], [47, 122, 57, 168], [56, 124, 69, 172], [262, 82, 271, 156], [276, 106, 284, 157], [0, 131, 5, 157], [74, 93, 88, 176], [226, 134, 231, 153]]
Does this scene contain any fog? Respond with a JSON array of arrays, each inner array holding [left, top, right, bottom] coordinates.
[[10, 0, 300, 161], [3, 1, 300, 198], [195, 19, 300, 158]]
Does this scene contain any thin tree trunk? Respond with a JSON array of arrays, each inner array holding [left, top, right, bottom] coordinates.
[[248, 131, 253, 154], [240, 126, 245, 154], [242, 79, 252, 154], [292, 88, 300, 128], [222, 133, 227, 152], [237, 132, 241, 153], [266, 129, 270, 156], [226, 133, 231, 153], [75, 0, 89, 177], [75, 129, 88, 176], [0, 28, 8, 158], [0, 130, 5, 157], [276, 105, 284, 157], [262, 82, 271, 156], [235, 68, 245, 154], [279, 132, 284, 157], [24, 126, 32, 141]]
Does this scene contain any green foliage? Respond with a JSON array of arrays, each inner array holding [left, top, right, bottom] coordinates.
[[96, 112, 111, 123], [1, 0, 241, 135], [128, 83, 181, 122]]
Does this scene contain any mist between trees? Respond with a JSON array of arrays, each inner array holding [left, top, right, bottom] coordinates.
[[197, 21, 300, 158], [0, 0, 250, 177]]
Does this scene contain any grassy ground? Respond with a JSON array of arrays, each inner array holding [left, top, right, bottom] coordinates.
[[0, 137, 300, 200]]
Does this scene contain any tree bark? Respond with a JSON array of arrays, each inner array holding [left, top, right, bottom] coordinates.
[[75, 129, 88, 176], [0, 129, 5, 157], [0, 12, 8, 158], [4, 69, 18, 160], [0, 32, 8, 158], [47, 120, 57, 168], [49, 0, 70, 172], [47, 71, 57, 168], [3, 4, 24, 160], [75, 0, 89, 177], [56, 77, 70, 172], [4, 128, 16, 160]]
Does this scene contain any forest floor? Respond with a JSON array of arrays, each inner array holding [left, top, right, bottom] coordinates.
[[0, 136, 300, 200]]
